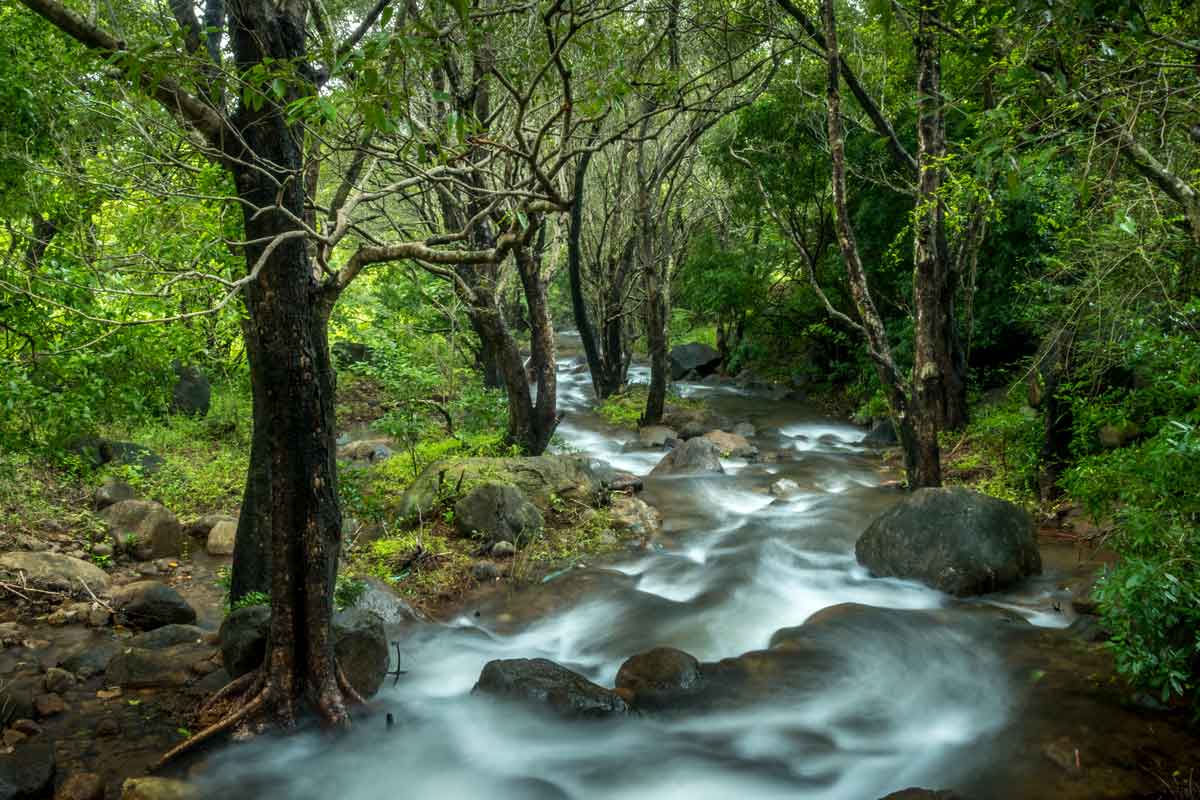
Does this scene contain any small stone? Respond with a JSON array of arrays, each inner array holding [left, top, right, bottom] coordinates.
[[44, 667, 77, 694], [136, 563, 160, 576], [206, 520, 237, 556], [491, 541, 517, 558], [190, 660, 218, 676], [1043, 737, 1082, 772], [472, 561, 501, 582], [0, 621, 21, 641], [34, 693, 66, 718], [91, 543, 114, 557], [3, 729, 27, 747], [88, 607, 111, 627], [769, 478, 802, 498], [57, 771, 105, 800], [11, 719, 40, 736], [46, 608, 72, 626], [96, 718, 120, 737], [94, 479, 135, 511]]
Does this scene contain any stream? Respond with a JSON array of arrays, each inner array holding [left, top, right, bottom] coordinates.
[[200, 336, 1077, 800]]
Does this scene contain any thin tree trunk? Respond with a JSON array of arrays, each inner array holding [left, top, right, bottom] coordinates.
[[821, 0, 940, 487], [566, 150, 609, 398], [514, 242, 559, 453]]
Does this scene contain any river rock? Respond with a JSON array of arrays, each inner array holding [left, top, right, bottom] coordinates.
[[668, 343, 721, 380], [120, 778, 199, 800], [169, 363, 210, 418], [649, 437, 725, 477], [129, 624, 207, 650], [93, 479, 135, 511], [609, 471, 643, 493], [100, 500, 182, 560], [0, 743, 55, 800], [397, 455, 611, 523], [878, 791, 963, 800], [0, 676, 38, 726], [337, 439, 393, 464], [0, 552, 111, 594], [43, 668, 76, 694], [732, 422, 756, 438], [701, 430, 757, 459], [111, 581, 197, 630], [454, 482, 544, 546], [184, 513, 235, 540], [609, 495, 661, 537], [473, 658, 628, 718], [855, 488, 1042, 596], [491, 540, 517, 558], [637, 426, 677, 449], [105, 640, 213, 689], [206, 520, 237, 556], [615, 647, 701, 696], [61, 641, 122, 678], [33, 693, 66, 718], [863, 418, 899, 447], [219, 604, 270, 679], [56, 772, 105, 800], [769, 478, 802, 498], [332, 609, 390, 699], [350, 577, 426, 629]]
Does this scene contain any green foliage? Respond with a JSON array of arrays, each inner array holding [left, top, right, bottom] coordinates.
[[596, 386, 701, 428], [232, 591, 270, 611], [1067, 417, 1200, 708], [959, 402, 1043, 503], [333, 574, 367, 610]]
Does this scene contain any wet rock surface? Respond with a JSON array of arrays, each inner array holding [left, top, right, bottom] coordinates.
[[648, 437, 725, 476], [855, 487, 1042, 596], [473, 658, 629, 718], [454, 482, 544, 547], [111, 582, 197, 630]]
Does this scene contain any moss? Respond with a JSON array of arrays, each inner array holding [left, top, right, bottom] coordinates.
[[597, 386, 703, 428]]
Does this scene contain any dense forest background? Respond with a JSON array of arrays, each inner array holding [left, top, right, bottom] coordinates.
[[2, 0, 1198, 713]]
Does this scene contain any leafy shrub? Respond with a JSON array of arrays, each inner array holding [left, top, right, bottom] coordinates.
[[1066, 416, 1200, 708]]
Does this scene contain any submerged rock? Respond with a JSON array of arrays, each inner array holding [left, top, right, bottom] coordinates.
[[473, 658, 628, 718], [855, 488, 1041, 596], [454, 481, 544, 546], [615, 647, 701, 696], [0, 742, 55, 799], [701, 430, 757, 459], [649, 437, 725, 477]]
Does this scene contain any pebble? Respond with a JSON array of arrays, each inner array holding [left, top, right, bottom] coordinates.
[[491, 541, 517, 558], [56, 771, 105, 800], [33, 693, 66, 718], [88, 607, 111, 627], [96, 718, 120, 737], [44, 667, 77, 694], [2, 729, 27, 747]]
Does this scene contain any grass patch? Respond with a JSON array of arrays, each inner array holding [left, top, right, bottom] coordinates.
[[596, 386, 703, 428]]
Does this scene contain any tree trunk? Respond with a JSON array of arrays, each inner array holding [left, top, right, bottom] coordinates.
[[514, 242, 559, 453], [230, 316, 271, 603], [821, 0, 940, 487], [224, 0, 348, 728], [566, 150, 609, 398]]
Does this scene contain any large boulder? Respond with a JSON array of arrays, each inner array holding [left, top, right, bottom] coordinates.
[[701, 430, 757, 459], [649, 438, 725, 477], [337, 439, 393, 464], [0, 743, 55, 800], [332, 609, 390, 699], [100, 500, 182, 560], [609, 495, 661, 538], [111, 581, 197, 630], [350, 577, 426, 630], [169, 363, 210, 418], [0, 552, 111, 594], [454, 482, 544, 546], [218, 605, 270, 679], [668, 343, 722, 381], [855, 488, 1042, 596], [473, 658, 628, 718], [396, 455, 612, 524]]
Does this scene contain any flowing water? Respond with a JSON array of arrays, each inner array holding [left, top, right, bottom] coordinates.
[[201, 337, 1074, 800]]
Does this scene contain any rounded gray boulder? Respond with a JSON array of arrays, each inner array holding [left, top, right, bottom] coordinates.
[[855, 487, 1042, 596]]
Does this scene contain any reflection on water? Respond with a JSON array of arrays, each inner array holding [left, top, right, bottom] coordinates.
[[200, 348, 1047, 800]]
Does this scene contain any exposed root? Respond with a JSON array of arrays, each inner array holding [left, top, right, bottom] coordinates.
[[197, 670, 260, 717], [336, 664, 367, 707], [156, 687, 270, 769]]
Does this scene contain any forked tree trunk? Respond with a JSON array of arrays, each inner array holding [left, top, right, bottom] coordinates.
[[821, 0, 940, 488], [222, 0, 348, 728], [514, 243, 559, 453]]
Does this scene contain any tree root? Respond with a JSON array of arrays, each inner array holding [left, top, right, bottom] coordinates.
[[155, 658, 372, 770], [156, 684, 270, 769]]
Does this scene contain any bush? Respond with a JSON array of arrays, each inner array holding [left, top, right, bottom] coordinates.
[[1066, 416, 1200, 708]]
